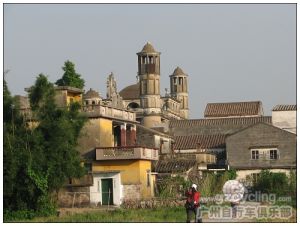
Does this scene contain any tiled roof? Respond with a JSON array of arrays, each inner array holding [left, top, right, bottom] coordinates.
[[154, 159, 197, 173], [272, 105, 296, 111], [204, 101, 262, 118], [119, 83, 140, 100], [169, 116, 272, 128], [174, 134, 226, 150]]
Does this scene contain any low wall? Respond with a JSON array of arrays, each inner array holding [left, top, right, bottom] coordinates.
[[121, 198, 186, 209], [58, 186, 90, 208]]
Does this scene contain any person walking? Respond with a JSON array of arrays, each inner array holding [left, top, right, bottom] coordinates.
[[185, 184, 202, 223]]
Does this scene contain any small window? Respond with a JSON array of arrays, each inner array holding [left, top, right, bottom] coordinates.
[[270, 150, 278, 160], [251, 150, 259, 160], [70, 98, 74, 103], [146, 170, 151, 187]]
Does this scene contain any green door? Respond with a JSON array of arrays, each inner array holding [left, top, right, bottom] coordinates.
[[101, 178, 113, 205]]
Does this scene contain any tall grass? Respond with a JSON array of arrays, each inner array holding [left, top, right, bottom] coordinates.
[[7, 207, 187, 223]]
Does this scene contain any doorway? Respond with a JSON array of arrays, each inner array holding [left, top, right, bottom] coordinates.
[[101, 178, 113, 205]]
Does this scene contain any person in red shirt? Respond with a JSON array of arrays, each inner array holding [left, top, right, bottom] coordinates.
[[185, 184, 202, 223]]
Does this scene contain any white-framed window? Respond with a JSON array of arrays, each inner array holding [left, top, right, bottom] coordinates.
[[250, 148, 279, 160], [251, 150, 259, 159], [270, 149, 278, 160]]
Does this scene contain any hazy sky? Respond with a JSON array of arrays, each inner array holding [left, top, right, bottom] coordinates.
[[4, 4, 296, 118]]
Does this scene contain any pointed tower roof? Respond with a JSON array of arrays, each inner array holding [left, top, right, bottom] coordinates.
[[137, 42, 160, 55], [171, 66, 187, 76]]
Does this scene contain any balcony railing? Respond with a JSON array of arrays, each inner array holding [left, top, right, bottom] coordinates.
[[82, 105, 136, 122], [96, 146, 159, 161]]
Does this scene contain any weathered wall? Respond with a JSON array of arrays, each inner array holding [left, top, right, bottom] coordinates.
[[138, 160, 152, 198], [92, 159, 152, 199], [54, 90, 67, 107], [122, 184, 142, 200], [226, 123, 296, 169], [272, 110, 296, 134], [236, 169, 292, 181], [58, 186, 90, 207], [78, 118, 113, 155], [93, 160, 140, 184]]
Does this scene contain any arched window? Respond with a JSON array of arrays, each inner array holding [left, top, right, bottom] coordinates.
[[127, 102, 140, 110]]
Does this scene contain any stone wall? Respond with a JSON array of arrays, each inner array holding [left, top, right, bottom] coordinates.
[[122, 184, 142, 200], [58, 186, 90, 208], [226, 123, 296, 169], [121, 198, 186, 209]]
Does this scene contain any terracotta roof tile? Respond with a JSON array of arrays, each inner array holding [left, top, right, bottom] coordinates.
[[154, 159, 197, 173], [169, 116, 272, 128], [204, 101, 262, 118], [272, 105, 296, 111], [174, 134, 226, 150]]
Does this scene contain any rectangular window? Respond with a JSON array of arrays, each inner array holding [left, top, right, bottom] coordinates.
[[251, 150, 259, 159], [270, 150, 278, 160], [146, 170, 151, 187]]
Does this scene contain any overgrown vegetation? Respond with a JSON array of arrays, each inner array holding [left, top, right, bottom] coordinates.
[[55, 60, 85, 89], [4, 73, 87, 221], [156, 170, 237, 199], [252, 170, 296, 207], [198, 169, 236, 197], [156, 176, 190, 198]]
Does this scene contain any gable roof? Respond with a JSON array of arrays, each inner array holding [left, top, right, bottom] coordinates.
[[169, 116, 272, 128], [204, 101, 263, 118], [174, 134, 226, 150], [272, 105, 296, 111], [226, 122, 297, 138], [154, 159, 197, 173]]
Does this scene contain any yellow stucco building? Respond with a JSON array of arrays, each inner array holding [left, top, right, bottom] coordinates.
[[77, 100, 158, 206]]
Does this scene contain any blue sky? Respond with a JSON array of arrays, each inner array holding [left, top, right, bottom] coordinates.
[[4, 4, 296, 118]]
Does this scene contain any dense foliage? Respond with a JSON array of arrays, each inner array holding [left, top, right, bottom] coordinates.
[[4, 74, 87, 220], [55, 60, 85, 89], [252, 170, 296, 207]]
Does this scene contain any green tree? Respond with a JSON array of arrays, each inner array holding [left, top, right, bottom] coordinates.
[[4, 74, 87, 219], [55, 60, 85, 89]]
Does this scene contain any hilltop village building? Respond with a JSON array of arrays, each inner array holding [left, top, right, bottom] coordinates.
[[16, 42, 296, 207]]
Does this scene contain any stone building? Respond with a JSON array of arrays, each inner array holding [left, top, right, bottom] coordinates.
[[168, 101, 272, 171], [119, 42, 189, 128], [226, 122, 296, 181]]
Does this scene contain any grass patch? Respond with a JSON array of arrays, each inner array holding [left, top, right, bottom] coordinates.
[[7, 207, 187, 223]]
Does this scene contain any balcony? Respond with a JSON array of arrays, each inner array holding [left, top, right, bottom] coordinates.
[[96, 146, 159, 161], [82, 105, 136, 122]]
